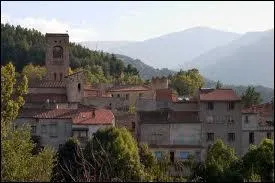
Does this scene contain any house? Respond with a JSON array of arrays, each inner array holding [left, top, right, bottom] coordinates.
[[241, 102, 274, 155], [15, 33, 115, 149], [198, 88, 243, 157], [136, 88, 202, 176]]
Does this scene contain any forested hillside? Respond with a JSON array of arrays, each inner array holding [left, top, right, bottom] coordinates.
[[1, 23, 141, 84]]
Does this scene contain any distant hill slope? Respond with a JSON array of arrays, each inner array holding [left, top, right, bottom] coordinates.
[[115, 54, 175, 80], [193, 29, 274, 88], [81, 27, 241, 69], [80, 41, 136, 52], [113, 54, 274, 103]]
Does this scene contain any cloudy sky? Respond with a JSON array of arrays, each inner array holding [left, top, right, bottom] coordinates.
[[1, 1, 274, 42]]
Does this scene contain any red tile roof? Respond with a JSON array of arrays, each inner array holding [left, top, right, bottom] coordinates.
[[29, 80, 66, 88], [199, 88, 241, 101], [242, 103, 273, 117], [18, 106, 114, 125], [108, 85, 150, 92], [24, 93, 67, 103]]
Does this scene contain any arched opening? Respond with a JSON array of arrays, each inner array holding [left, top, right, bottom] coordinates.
[[78, 83, 81, 92], [54, 73, 57, 81], [60, 73, 63, 81], [53, 46, 63, 59]]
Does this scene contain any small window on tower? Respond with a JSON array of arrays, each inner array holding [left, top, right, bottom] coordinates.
[[54, 73, 57, 81], [78, 83, 81, 92]]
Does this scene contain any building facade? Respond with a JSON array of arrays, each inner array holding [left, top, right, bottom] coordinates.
[[198, 88, 243, 157], [15, 33, 115, 149], [241, 102, 274, 155]]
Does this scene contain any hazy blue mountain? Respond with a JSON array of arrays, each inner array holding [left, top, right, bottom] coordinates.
[[196, 29, 274, 88], [80, 41, 136, 52], [82, 27, 241, 69], [113, 54, 274, 103]]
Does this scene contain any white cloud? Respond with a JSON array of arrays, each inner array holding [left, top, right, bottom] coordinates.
[[1, 14, 99, 42]]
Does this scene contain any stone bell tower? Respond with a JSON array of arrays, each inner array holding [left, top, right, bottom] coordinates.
[[45, 33, 69, 81]]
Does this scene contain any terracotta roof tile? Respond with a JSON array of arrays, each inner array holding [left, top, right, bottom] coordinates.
[[108, 85, 150, 92], [18, 107, 114, 125], [242, 103, 273, 117], [199, 88, 241, 101], [29, 80, 66, 88]]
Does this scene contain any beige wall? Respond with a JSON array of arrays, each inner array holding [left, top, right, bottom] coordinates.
[[109, 90, 154, 106], [29, 88, 66, 94], [170, 124, 201, 145], [66, 72, 84, 103], [15, 118, 72, 149], [200, 101, 242, 157]]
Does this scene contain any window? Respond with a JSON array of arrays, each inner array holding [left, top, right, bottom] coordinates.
[[139, 93, 143, 98], [126, 94, 129, 100], [179, 152, 189, 160], [207, 133, 214, 142], [155, 151, 162, 159], [207, 102, 214, 110], [228, 133, 235, 142], [41, 125, 47, 134], [228, 102, 235, 110], [111, 94, 114, 97], [227, 116, 234, 123], [54, 73, 57, 81], [132, 121, 135, 130], [117, 94, 120, 98], [49, 124, 57, 137], [206, 116, 214, 123], [60, 73, 63, 81], [249, 132, 254, 144], [78, 83, 81, 92], [31, 125, 36, 134], [267, 132, 271, 139], [53, 46, 63, 58], [80, 131, 87, 137], [170, 151, 175, 163], [245, 116, 249, 123]]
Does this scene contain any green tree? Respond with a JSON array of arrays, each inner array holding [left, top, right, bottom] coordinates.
[[241, 86, 262, 108], [51, 138, 88, 182], [242, 138, 274, 182], [216, 80, 223, 89], [171, 68, 204, 96], [189, 139, 242, 182], [1, 63, 54, 182], [22, 63, 47, 81], [83, 127, 146, 182]]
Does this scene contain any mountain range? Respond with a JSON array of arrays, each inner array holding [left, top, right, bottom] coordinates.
[[80, 27, 274, 88]]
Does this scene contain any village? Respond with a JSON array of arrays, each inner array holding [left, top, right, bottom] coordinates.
[[14, 33, 274, 171]]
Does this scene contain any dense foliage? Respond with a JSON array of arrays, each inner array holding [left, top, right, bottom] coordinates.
[[51, 138, 87, 182], [1, 23, 142, 85], [1, 63, 55, 181], [241, 86, 263, 107], [170, 68, 204, 96], [242, 139, 274, 182], [83, 127, 146, 182]]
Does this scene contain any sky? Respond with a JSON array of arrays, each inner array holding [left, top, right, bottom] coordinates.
[[1, 1, 274, 42]]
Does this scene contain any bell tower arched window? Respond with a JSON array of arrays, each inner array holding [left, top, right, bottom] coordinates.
[[53, 46, 63, 59]]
